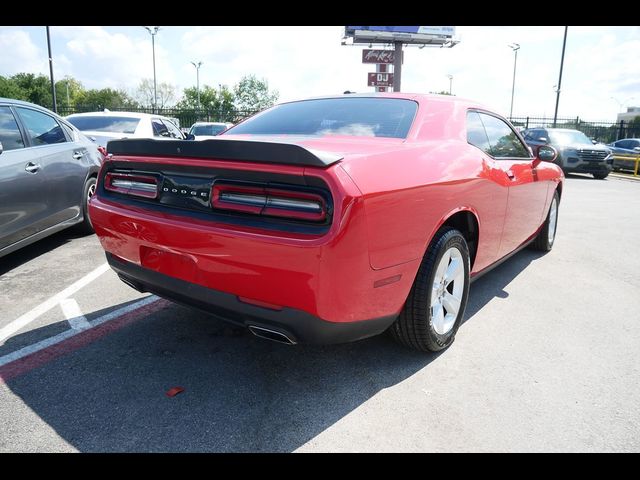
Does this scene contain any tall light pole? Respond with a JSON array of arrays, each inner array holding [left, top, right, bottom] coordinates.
[[191, 61, 203, 112], [508, 43, 520, 120], [46, 26, 57, 113], [447, 74, 453, 95], [143, 26, 160, 113], [553, 26, 568, 128], [611, 96, 635, 112]]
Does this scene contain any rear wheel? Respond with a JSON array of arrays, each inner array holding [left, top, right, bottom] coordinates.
[[390, 227, 470, 352], [530, 191, 559, 251], [592, 172, 609, 179], [73, 176, 96, 235]]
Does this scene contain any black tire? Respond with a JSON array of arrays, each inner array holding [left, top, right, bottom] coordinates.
[[530, 191, 559, 252], [592, 172, 609, 180], [389, 227, 470, 352], [74, 176, 97, 235]]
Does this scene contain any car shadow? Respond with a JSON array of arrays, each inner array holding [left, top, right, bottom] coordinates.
[[0, 229, 91, 277], [3, 249, 543, 452]]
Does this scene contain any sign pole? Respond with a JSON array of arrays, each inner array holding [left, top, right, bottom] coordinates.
[[393, 41, 402, 92]]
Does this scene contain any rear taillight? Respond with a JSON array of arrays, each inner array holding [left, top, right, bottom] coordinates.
[[212, 183, 326, 222], [104, 172, 159, 199]]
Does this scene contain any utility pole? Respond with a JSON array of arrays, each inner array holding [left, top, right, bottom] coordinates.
[[447, 74, 453, 95], [553, 27, 568, 128], [46, 26, 57, 113]]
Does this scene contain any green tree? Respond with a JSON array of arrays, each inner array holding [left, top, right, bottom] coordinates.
[[176, 84, 235, 121], [75, 88, 139, 110], [55, 76, 84, 109], [0, 75, 27, 100], [233, 74, 278, 112], [135, 78, 177, 109], [9, 73, 53, 107]]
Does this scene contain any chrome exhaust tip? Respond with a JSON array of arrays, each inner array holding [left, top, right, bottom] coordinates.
[[248, 325, 296, 345]]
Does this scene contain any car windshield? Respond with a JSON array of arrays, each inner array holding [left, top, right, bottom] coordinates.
[[548, 130, 592, 145], [226, 97, 418, 139], [191, 124, 227, 136], [66, 116, 141, 134]]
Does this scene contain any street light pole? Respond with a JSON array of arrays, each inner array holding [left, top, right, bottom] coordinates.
[[191, 61, 203, 112], [508, 43, 520, 120], [143, 26, 160, 113], [46, 26, 57, 113], [553, 27, 568, 128], [447, 74, 453, 95]]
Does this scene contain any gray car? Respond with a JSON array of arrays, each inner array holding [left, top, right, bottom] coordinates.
[[522, 127, 613, 179], [0, 98, 102, 258]]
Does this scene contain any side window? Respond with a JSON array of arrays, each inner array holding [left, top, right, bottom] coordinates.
[[152, 118, 169, 137], [0, 106, 25, 151], [60, 121, 78, 142], [162, 119, 183, 139], [15, 107, 67, 146], [466, 111, 491, 155], [619, 140, 631, 149], [479, 113, 530, 158]]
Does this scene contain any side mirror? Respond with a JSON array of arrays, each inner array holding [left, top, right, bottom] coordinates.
[[634, 146, 640, 152], [185, 133, 195, 141], [536, 145, 558, 163], [0, 141, 3, 155], [538, 137, 549, 143]]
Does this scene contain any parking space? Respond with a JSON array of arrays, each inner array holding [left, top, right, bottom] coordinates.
[[1, 174, 639, 452]]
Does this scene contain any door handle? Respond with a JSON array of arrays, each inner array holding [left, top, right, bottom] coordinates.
[[25, 162, 40, 173], [506, 170, 515, 180], [73, 151, 84, 159]]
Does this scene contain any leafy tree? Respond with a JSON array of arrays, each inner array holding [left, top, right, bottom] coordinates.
[[0, 75, 27, 100], [176, 84, 235, 120], [55, 76, 84, 108], [75, 88, 139, 110], [135, 78, 176, 109], [8, 73, 53, 107], [233, 74, 278, 112]]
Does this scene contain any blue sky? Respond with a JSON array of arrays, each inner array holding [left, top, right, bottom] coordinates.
[[1, 26, 638, 121]]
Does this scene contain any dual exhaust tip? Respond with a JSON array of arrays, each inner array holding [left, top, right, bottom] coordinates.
[[248, 325, 296, 345]]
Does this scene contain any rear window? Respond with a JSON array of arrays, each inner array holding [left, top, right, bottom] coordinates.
[[191, 124, 227, 136], [227, 97, 418, 139], [66, 115, 141, 134]]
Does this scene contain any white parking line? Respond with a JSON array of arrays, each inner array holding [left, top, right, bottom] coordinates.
[[0, 262, 110, 345], [60, 298, 91, 331], [0, 295, 159, 368]]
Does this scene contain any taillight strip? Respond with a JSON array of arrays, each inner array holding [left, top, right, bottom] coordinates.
[[105, 172, 159, 199]]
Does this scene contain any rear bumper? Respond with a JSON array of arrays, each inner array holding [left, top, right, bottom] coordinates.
[[108, 252, 396, 344]]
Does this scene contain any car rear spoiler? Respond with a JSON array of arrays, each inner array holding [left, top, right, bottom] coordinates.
[[106, 138, 343, 168]]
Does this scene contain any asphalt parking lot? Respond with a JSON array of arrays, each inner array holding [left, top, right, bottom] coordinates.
[[1, 174, 639, 452]]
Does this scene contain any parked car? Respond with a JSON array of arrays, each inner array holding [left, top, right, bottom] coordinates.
[[188, 122, 234, 140], [607, 138, 640, 173], [521, 127, 613, 179], [0, 98, 103, 258], [89, 94, 563, 352], [65, 111, 188, 147]]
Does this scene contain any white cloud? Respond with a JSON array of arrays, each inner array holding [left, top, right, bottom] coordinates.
[[0, 28, 45, 75]]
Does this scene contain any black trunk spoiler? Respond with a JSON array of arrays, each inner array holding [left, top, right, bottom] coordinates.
[[106, 138, 343, 168]]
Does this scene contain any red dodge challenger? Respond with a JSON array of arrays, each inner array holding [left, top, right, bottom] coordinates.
[[90, 94, 563, 352]]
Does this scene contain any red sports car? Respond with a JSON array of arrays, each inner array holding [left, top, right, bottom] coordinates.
[[90, 94, 563, 352]]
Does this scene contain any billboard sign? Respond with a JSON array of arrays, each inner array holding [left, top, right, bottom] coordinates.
[[368, 72, 394, 87], [345, 26, 456, 45], [362, 49, 401, 64]]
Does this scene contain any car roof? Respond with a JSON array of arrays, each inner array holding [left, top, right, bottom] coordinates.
[[0, 97, 61, 113], [65, 111, 164, 119], [278, 92, 491, 111], [191, 122, 231, 126]]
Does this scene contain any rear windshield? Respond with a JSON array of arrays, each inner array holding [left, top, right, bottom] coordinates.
[[227, 97, 418, 139], [66, 116, 141, 134], [191, 124, 227, 136]]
